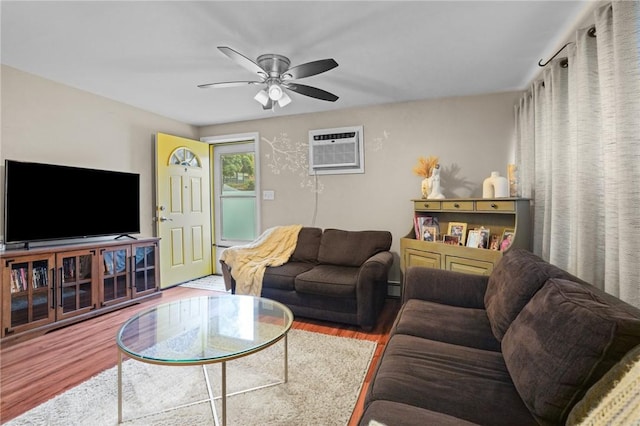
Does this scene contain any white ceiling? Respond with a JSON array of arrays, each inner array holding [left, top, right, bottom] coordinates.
[[1, 1, 592, 127]]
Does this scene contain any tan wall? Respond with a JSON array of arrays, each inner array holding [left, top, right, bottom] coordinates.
[[1, 64, 520, 282], [0, 65, 198, 241], [199, 91, 521, 282]]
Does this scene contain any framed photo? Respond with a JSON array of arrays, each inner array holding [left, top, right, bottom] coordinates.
[[423, 225, 438, 242], [447, 222, 467, 245], [420, 216, 436, 228], [413, 216, 421, 239], [466, 230, 480, 248], [477, 227, 490, 249], [414, 215, 439, 240], [443, 235, 460, 245], [489, 234, 500, 250], [500, 229, 515, 251]]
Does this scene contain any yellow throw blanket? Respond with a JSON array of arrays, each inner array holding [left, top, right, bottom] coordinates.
[[220, 224, 303, 296]]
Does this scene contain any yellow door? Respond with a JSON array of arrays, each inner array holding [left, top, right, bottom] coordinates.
[[155, 133, 212, 288]]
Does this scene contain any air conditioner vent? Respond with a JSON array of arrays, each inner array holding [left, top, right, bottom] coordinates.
[[309, 126, 364, 175]]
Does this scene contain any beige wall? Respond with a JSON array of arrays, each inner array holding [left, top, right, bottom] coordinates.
[[1, 64, 520, 282], [0, 65, 198, 242], [200, 91, 521, 282]]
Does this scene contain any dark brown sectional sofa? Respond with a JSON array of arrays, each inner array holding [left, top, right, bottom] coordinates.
[[221, 227, 393, 330], [359, 248, 640, 425]]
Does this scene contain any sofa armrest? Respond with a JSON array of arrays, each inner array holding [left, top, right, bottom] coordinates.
[[358, 251, 394, 283], [363, 250, 394, 267], [402, 266, 488, 309], [356, 251, 394, 329]]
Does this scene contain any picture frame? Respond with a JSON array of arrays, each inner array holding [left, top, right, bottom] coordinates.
[[500, 228, 515, 251], [477, 227, 490, 249], [414, 215, 440, 240], [423, 225, 438, 242], [443, 235, 460, 245], [466, 230, 480, 248], [447, 222, 467, 245], [489, 234, 500, 250], [420, 216, 436, 228]]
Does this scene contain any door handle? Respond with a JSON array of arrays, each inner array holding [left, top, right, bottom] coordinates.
[[157, 216, 173, 222]]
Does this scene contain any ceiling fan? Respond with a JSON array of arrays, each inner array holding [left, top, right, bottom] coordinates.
[[198, 46, 339, 110]]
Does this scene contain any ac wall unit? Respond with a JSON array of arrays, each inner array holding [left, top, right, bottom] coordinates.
[[308, 126, 364, 175]]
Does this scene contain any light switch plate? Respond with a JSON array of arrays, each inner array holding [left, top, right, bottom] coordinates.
[[263, 190, 275, 200]]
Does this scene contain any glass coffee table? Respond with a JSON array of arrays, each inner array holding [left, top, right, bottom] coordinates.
[[116, 294, 293, 426]]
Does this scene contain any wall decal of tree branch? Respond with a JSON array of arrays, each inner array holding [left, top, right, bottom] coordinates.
[[262, 130, 390, 193], [262, 132, 324, 193]]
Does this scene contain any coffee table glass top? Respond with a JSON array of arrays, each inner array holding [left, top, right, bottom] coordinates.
[[117, 294, 293, 364]]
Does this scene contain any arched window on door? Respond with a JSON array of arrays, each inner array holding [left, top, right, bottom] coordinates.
[[169, 147, 201, 168]]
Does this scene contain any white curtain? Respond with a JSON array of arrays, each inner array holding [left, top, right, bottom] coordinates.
[[515, 1, 640, 308]]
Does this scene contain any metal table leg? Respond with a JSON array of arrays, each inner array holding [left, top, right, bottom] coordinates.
[[222, 361, 227, 426], [117, 351, 123, 423]]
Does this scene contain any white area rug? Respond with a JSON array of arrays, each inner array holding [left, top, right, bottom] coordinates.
[[180, 274, 228, 292], [6, 329, 376, 425]]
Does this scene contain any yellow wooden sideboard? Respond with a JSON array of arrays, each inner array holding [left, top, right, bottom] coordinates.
[[401, 198, 531, 276]]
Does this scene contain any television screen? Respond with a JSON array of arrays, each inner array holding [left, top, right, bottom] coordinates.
[[4, 160, 140, 244]]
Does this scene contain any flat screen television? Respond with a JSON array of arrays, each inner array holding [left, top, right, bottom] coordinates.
[[4, 159, 140, 245]]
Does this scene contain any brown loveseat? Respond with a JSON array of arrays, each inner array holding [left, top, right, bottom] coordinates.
[[359, 248, 640, 425], [220, 227, 393, 330]]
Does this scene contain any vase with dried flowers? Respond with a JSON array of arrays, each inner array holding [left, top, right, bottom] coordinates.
[[413, 156, 440, 198]]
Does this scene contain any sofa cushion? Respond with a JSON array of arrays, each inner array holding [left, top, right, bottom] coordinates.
[[263, 262, 316, 291], [502, 278, 640, 425], [317, 229, 392, 267], [391, 299, 501, 352], [294, 265, 358, 298], [484, 248, 585, 341], [365, 334, 537, 426], [289, 227, 322, 263]]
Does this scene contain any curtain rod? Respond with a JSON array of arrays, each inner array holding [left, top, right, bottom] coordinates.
[[538, 26, 597, 67]]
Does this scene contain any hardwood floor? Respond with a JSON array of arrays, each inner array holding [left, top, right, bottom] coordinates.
[[0, 286, 400, 425]]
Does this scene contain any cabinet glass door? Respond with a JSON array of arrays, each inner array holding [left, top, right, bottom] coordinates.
[[101, 247, 131, 306], [7, 257, 55, 332], [57, 250, 94, 318], [132, 243, 158, 297]]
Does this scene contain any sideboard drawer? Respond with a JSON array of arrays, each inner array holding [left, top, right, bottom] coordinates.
[[476, 201, 515, 212], [442, 201, 474, 211], [414, 201, 442, 211]]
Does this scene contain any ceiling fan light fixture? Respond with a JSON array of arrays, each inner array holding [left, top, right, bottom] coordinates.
[[268, 83, 283, 101], [254, 89, 269, 106], [277, 91, 292, 107]]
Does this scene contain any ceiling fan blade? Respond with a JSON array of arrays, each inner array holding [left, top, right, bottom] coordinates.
[[218, 46, 268, 78], [283, 83, 339, 102], [197, 81, 261, 89], [283, 59, 338, 80]]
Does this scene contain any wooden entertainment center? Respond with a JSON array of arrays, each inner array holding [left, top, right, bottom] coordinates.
[[0, 237, 160, 344]]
